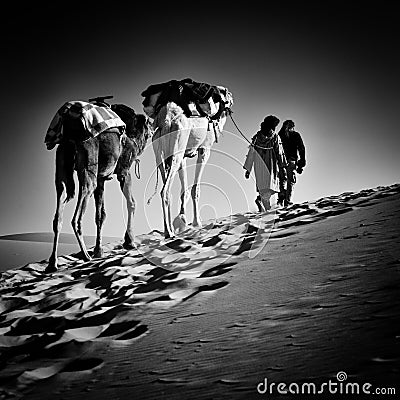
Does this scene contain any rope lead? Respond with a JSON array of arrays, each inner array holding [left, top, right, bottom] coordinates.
[[147, 167, 159, 205], [134, 159, 141, 179], [229, 112, 274, 150]]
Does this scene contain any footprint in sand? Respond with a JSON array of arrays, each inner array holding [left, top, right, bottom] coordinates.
[[61, 357, 104, 373], [98, 320, 141, 338], [182, 281, 230, 302], [113, 324, 149, 341]]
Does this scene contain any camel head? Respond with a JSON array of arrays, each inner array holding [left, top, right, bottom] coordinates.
[[197, 85, 234, 122], [129, 113, 152, 143], [217, 86, 234, 113], [111, 104, 152, 142], [111, 105, 152, 182], [142, 92, 162, 119]]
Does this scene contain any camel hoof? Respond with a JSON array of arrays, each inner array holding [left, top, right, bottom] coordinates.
[[93, 249, 103, 259], [123, 241, 135, 250], [45, 264, 58, 274], [192, 220, 203, 228], [123, 232, 135, 249], [164, 232, 175, 240], [45, 256, 58, 273], [77, 251, 92, 261], [173, 214, 187, 233]]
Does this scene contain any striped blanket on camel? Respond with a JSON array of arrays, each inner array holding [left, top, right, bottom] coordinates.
[[45, 101, 126, 150]]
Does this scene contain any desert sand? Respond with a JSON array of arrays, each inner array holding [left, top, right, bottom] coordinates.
[[0, 184, 399, 399]]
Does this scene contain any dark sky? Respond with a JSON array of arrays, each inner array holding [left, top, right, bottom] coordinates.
[[1, 1, 399, 237]]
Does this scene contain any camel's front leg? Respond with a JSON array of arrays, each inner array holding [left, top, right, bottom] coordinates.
[[154, 159, 170, 236], [118, 171, 136, 249], [46, 180, 68, 273], [175, 158, 190, 232], [161, 154, 184, 238], [93, 179, 106, 258], [72, 170, 97, 261], [192, 147, 210, 227]]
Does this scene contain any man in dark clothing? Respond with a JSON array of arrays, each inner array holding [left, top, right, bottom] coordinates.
[[278, 120, 306, 206]]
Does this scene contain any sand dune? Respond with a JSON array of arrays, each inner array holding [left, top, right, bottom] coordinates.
[[0, 184, 399, 399]]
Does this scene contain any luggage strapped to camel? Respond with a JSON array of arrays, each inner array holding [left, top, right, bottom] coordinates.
[[141, 78, 230, 143], [45, 96, 126, 150]]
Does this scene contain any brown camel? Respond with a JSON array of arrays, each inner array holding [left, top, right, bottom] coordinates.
[[45, 102, 151, 273]]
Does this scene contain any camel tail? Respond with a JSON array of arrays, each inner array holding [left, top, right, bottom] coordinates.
[[65, 147, 76, 202], [57, 142, 76, 202], [65, 174, 75, 202]]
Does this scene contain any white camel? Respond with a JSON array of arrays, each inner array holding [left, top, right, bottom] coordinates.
[[144, 86, 233, 238]]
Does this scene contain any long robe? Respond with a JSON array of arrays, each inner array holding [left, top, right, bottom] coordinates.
[[243, 131, 286, 194]]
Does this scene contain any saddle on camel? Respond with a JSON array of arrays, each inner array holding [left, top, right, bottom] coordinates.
[[142, 78, 232, 143]]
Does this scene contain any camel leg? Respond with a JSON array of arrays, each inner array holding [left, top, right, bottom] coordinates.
[[161, 153, 184, 238], [72, 168, 97, 261], [93, 178, 106, 258], [118, 171, 136, 249], [176, 158, 190, 229], [154, 158, 170, 235], [159, 158, 172, 236], [46, 143, 75, 273], [192, 147, 210, 227], [47, 179, 68, 273], [162, 160, 173, 235], [152, 146, 170, 235], [154, 148, 167, 184], [72, 140, 99, 261]]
